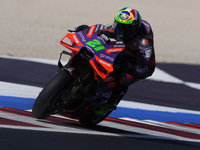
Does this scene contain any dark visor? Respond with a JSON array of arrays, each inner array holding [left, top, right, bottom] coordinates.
[[113, 21, 124, 40]]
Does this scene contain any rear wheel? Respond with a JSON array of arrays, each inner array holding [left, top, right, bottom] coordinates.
[[79, 109, 113, 126], [32, 70, 73, 119]]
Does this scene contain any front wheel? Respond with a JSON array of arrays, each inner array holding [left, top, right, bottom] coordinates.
[[32, 70, 73, 119]]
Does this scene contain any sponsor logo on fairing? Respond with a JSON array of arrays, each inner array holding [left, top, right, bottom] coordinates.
[[87, 25, 96, 37], [97, 36, 107, 45], [94, 24, 100, 33], [100, 25, 104, 31], [99, 59, 111, 67], [77, 32, 86, 42], [100, 34, 109, 42], [85, 45, 95, 54], [112, 44, 125, 48], [106, 48, 124, 54], [116, 41, 124, 44], [72, 35, 80, 44], [100, 54, 114, 61]]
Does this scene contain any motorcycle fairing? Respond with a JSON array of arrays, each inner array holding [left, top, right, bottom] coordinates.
[[60, 24, 125, 79]]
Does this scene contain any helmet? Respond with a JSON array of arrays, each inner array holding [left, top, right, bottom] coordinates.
[[113, 7, 142, 42]]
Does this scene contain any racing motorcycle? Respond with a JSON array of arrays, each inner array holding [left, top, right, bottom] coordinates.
[[32, 24, 126, 126]]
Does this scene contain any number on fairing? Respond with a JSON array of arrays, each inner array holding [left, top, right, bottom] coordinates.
[[86, 39, 105, 51]]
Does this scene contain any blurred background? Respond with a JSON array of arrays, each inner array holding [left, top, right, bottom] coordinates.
[[0, 0, 199, 64]]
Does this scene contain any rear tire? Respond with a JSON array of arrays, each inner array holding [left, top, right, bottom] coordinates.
[[79, 110, 112, 126], [32, 70, 73, 119]]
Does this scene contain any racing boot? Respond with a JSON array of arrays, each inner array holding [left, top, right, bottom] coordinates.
[[94, 85, 128, 115]]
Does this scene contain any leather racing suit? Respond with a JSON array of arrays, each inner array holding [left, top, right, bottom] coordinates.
[[74, 21, 156, 113], [117, 20, 156, 86]]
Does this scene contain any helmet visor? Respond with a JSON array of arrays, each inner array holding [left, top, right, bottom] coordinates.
[[113, 21, 124, 40]]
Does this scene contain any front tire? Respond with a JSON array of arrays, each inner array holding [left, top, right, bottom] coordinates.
[[32, 70, 73, 119]]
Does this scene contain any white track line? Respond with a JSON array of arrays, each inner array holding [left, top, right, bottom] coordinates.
[[1, 80, 200, 115]]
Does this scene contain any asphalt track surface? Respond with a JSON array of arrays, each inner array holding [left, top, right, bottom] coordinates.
[[1, 57, 200, 149]]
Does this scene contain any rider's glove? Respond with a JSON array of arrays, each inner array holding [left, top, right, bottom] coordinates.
[[75, 25, 89, 32], [68, 25, 89, 32]]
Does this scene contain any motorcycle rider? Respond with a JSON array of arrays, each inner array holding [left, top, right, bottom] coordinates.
[[74, 7, 156, 115]]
